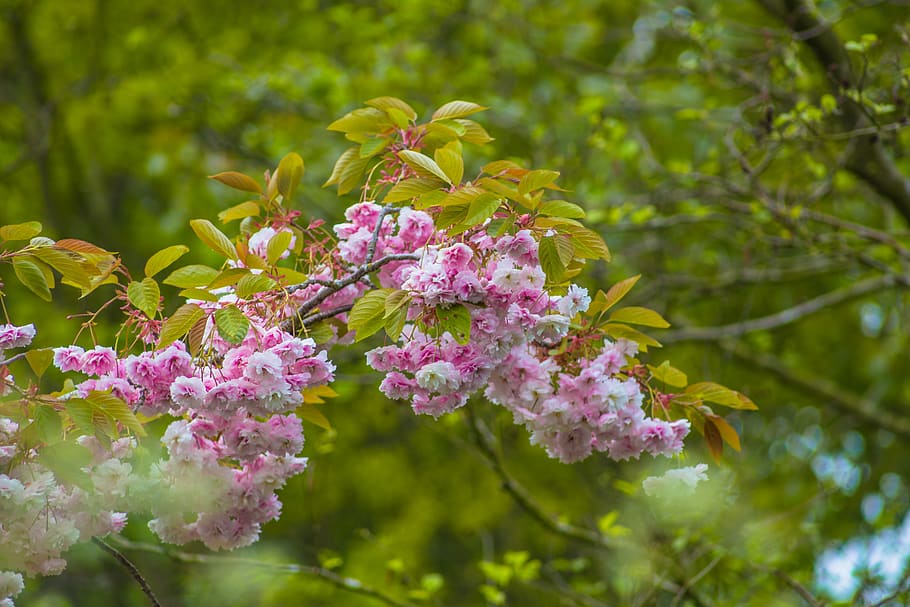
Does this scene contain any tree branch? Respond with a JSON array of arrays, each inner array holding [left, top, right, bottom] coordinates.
[[760, 0, 910, 224], [662, 274, 893, 343], [717, 340, 910, 439], [108, 536, 418, 607], [465, 409, 619, 551], [92, 537, 162, 607]]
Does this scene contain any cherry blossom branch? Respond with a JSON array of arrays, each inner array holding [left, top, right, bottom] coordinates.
[[0, 352, 27, 366], [92, 537, 162, 607], [465, 409, 619, 551], [108, 536, 418, 607], [662, 274, 894, 343], [283, 252, 418, 332]]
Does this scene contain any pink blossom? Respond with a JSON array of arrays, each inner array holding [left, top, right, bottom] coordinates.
[[80, 347, 118, 376], [53, 346, 85, 373], [0, 324, 35, 351]]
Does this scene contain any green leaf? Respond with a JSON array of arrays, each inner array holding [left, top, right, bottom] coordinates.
[[208, 171, 262, 194], [37, 441, 93, 489], [431, 100, 488, 121], [365, 96, 417, 120], [398, 150, 453, 184], [275, 152, 305, 201], [178, 288, 219, 302], [360, 136, 390, 159], [538, 200, 586, 219], [0, 221, 42, 241], [384, 290, 411, 341], [384, 177, 444, 203], [296, 404, 332, 430], [235, 273, 278, 299], [349, 289, 392, 342], [566, 226, 610, 261], [86, 390, 146, 436], [462, 193, 501, 227], [145, 245, 190, 278], [207, 267, 251, 289], [600, 323, 662, 351], [163, 264, 219, 288], [158, 303, 205, 347], [414, 190, 448, 210], [12, 257, 52, 301], [518, 169, 560, 196], [434, 147, 464, 185], [685, 382, 758, 410], [456, 119, 494, 144], [218, 201, 261, 224], [327, 107, 388, 134], [647, 360, 688, 388], [539, 236, 566, 283], [30, 247, 92, 289], [189, 219, 238, 260], [591, 275, 641, 315], [437, 304, 471, 344], [127, 277, 160, 318], [609, 306, 670, 328], [34, 405, 63, 443], [266, 230, 293, 265], [436, 205, 468, 230], [324, 147, 369, 195], [25, 348, 54, 377], [214, 304, 250, 344]]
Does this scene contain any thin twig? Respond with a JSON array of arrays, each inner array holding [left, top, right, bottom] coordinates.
[[92, 537, 162, 607]]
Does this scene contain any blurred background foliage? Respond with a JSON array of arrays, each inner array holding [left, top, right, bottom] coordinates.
[[3, 0, 910, 605]]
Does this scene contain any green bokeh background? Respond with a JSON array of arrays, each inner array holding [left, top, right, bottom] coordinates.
[[3, 0, 910, 605]]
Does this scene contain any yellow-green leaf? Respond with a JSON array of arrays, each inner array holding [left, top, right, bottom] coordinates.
[[159, 303, 205, 347], [685, 382, 758, 410], [163, 265, 219, 288], [349, 289, 393, 342], [0, 221, 42, 241], [591, 275, 641, 315], [235, 273, 277, 299], [434, 147, 464, 185], [384, 177, 444, 203], [127, 277, 160, 318], [398, 150, 452, 185], [275, 152, 305, 201], [296, 404, 332, 430], [190, 219, 238, 260], [518, 170, 560, 196], [432, 100, 488, 121], [266, 231, 293, 266], [214, 304, 249, 344], [218, 201, 261, 224], [365, 96, 417, 120], [647, 360, 688, 388], [208, 171, 262, 194], [609, 306, 670, 328], [12, 257, 52, 301], [538, 200, 586, 219], [145, 245, 190, 278]]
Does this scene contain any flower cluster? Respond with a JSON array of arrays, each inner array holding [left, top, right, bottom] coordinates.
[[0, 415, 131, 586], [335, 202, 690, 463], [51, 323, 333, 552]]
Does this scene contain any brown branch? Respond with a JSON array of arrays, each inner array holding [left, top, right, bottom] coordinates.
[[92, 537, 162, 607], [465, 409, 619, 551], [662, 274, 894, 343], [717, 341, 910, 439], [760, 0, 910, 224]]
